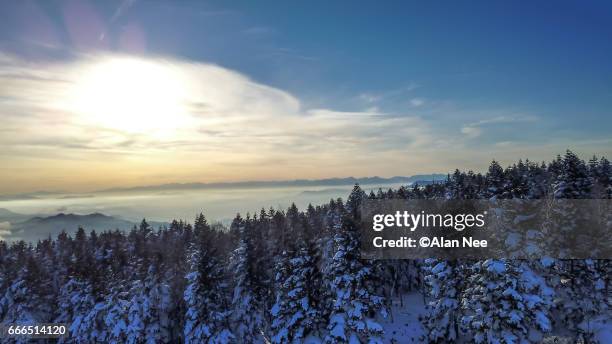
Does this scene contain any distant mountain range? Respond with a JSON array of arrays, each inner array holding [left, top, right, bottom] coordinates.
[[0, 210, 167, 242], [99, 174, 447, 193], [0, 208, 33, 223]]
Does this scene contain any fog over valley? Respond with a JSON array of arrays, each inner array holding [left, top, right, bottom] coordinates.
[[0, 175, 444, 241]]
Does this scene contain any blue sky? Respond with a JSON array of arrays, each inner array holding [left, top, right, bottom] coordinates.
[[0, 0, 611, 192]]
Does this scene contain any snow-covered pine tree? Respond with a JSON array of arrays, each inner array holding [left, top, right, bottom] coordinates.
[[459, 161, 554, 343], [557, 259, 609, 343], [126, 279, 146, 343], [184, 213, 233, 344], [553, 150, 592, 199], [56, 277, 96, 343], [589, 156, 612, 199], [484, 160, 507, 199], [0, 255, 54, 341], [324, 213, 386, 344], [598, 157, 612, 199], [547, 150, 607, 340], [160, 219, 193, 341], [486, 161, 545, 259], [230, 215, 265, 343], [61, 230, 112, 343], [545, 151, 591, 258], [420, 259, 462, 343], [507, 160, 531, 199], [270, 202, 325, 343], [257, 207, 275, 299], [512, 162, 550, 258], [346, 184, 366, 220], [125, 263, 172, 344], [321, 199, 343, 264], [446, 169, 467, 200], [102, 284, 130, 344], [271, 245, 322, 343], [461, 259, 552, 343]]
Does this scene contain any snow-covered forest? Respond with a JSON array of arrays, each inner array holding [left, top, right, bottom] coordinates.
[[0, 150, 610, 343]]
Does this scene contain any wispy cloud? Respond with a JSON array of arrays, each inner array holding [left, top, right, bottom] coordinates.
[[358, 83, 420, 105], [242, 26, 276, 36], [410, 98, 425, 107], [466, 115, 539, 127], [359, 93, 382, 103], [258, 47, 319, 62], [110, 0, 138, 23], [461, 126, 482, 138], [100, 0, 138, 40], [461, 115, 539, 138]]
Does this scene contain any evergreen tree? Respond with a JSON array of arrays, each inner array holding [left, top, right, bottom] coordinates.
[[461, 259, 552, 343], [0, 255, 54, 330], [271, 246, 322, 343], [421, 259, 462, 343], [484, 160, 507, 198], [324, 215, 386, 343], [547, 151, 607, 340], [56, 277, 96, 343], [230, 215, 265, 343], [103, 285, 130, 344], [183, 214, 233, 344], [126, 264, 172, 344]]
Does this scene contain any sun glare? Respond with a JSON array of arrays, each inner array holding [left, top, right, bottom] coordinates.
[[69, 57, 191, 136]]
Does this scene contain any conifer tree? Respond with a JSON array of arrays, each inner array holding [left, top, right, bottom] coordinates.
[[461, 259, 552, 343], [484, 160, 506, 198], [103, 285, 130, 344], [324, 214, 386, 344], [547, 151, 607, 340], [230, 215, 265, 343], [125, 264, 172, 344], [421, 259, 462, 343], [183, 214, 233, 344], [271, 246, 322, 343]]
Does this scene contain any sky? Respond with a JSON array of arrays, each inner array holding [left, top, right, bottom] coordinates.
[[0, 0, 611, 194]]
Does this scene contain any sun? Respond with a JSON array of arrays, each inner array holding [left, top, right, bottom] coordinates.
[[69, 56, 191, 136]]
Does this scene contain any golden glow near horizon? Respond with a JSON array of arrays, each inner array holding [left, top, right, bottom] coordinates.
[[0, 52, 610, 194]]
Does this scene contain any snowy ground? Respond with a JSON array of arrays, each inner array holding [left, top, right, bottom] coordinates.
[[381, 293, 426, 343]]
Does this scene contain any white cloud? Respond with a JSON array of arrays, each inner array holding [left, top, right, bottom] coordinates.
[[359, 93, 381, 103], [0, 52, 437, 190], [494, 141, 515, 147], [466, 115, 538, 127], [410, 98, 425, 107], [460, 114, 539, 139], [1, 52, 607, 193], [358, 84, 420, 105], [461, 126, 482, 138]]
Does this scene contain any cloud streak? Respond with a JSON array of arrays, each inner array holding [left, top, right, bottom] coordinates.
[[461, 115, 539, 138]]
